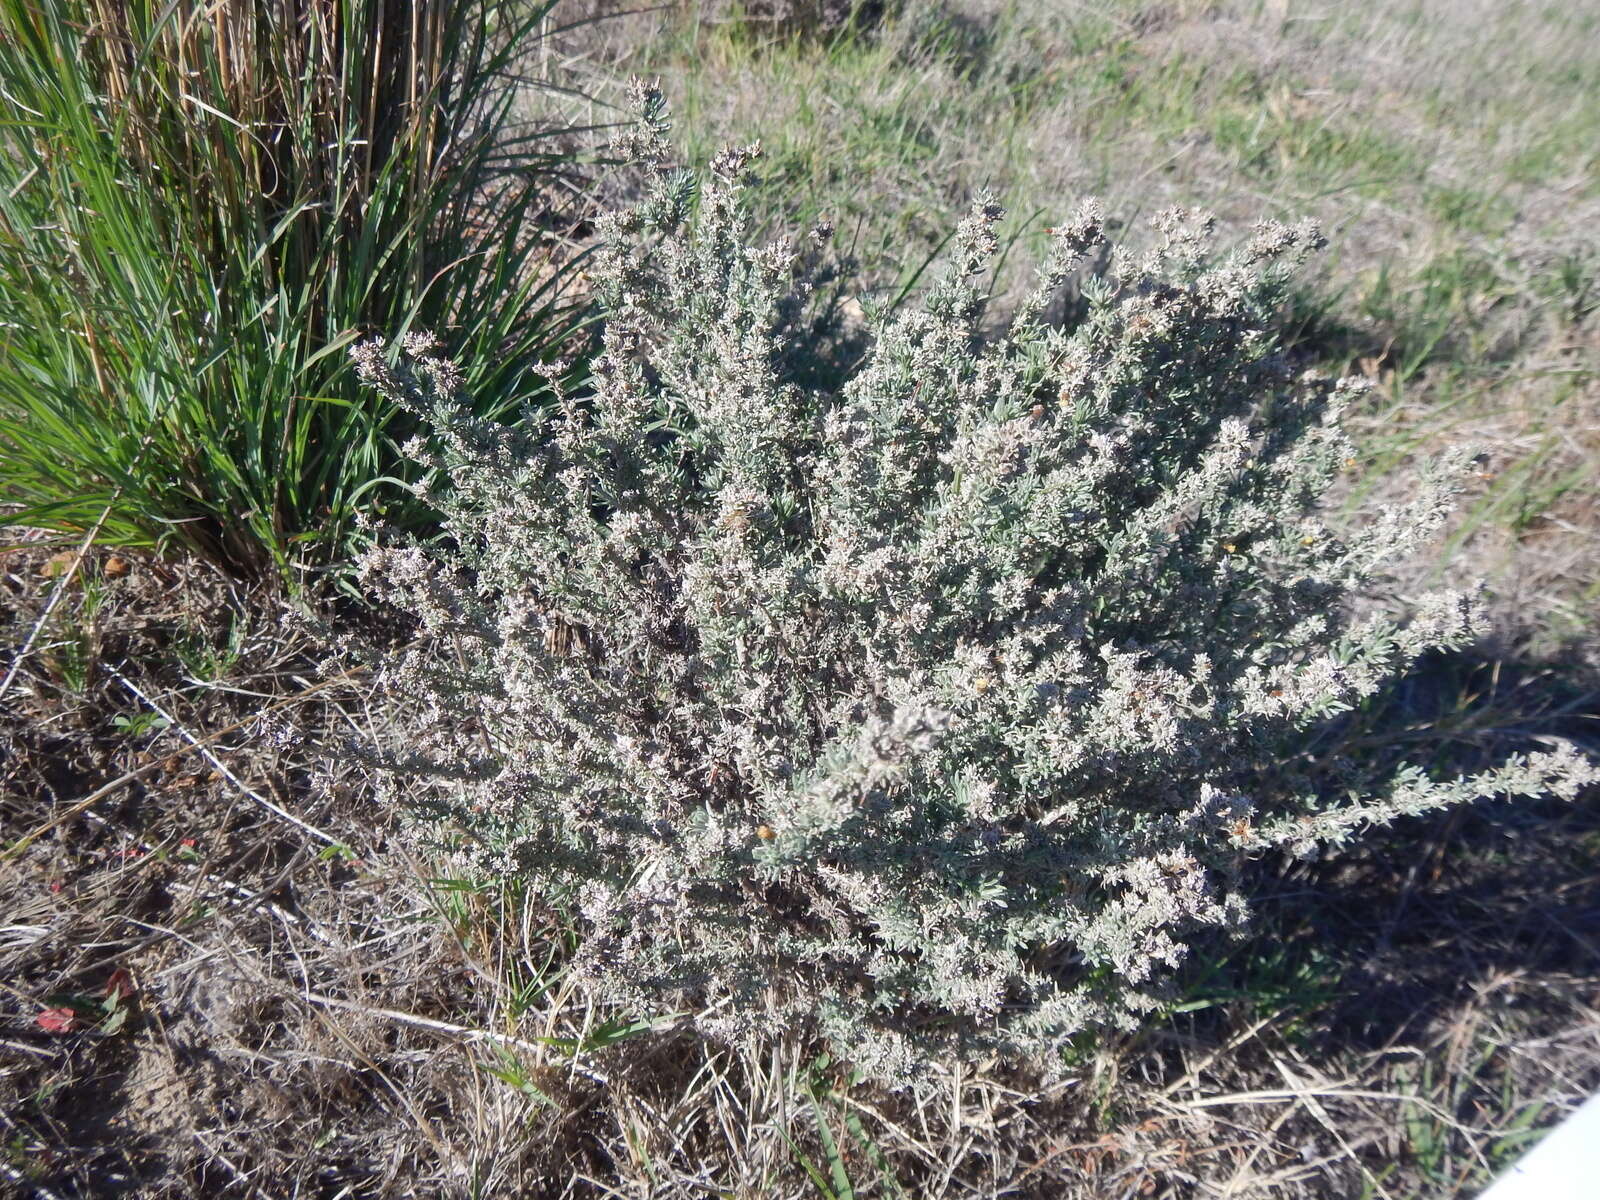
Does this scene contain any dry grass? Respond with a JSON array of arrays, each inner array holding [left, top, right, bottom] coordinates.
[[0, 542, 614, 1195]]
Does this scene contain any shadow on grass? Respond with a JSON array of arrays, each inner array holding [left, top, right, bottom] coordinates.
[[1167, 645, 1600, 1107]]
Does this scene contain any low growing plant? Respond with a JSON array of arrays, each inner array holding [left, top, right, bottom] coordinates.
[[355, 92, 1595, 1079]]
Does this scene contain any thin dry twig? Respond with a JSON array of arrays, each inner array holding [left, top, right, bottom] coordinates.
[[1, 663, 369, 863], [1269, 1054, 1396, 1200], [111, 666, 343, 847], [298, 989, 615, 1085]]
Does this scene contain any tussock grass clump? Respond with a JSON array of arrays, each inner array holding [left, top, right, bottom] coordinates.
[[0, 0, 585, 578], [356, 92, 1595, 1080]]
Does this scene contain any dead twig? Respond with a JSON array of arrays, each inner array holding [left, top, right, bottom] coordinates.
[[1, 664, 369, 864], [298, 990, 614, 1085]]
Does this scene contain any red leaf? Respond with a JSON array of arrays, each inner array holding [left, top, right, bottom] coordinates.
[[36, 1007, 77, 1034], [104, 968, 135, 1003]]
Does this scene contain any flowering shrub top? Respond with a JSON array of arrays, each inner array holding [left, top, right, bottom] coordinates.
[[353, 94, 1594, 1079]]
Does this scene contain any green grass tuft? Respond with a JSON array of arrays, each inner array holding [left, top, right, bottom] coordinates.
[[0, 0, 592, 581]]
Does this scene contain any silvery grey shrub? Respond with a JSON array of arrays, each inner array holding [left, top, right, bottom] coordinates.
[[352, 89, 1595, 1081]]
